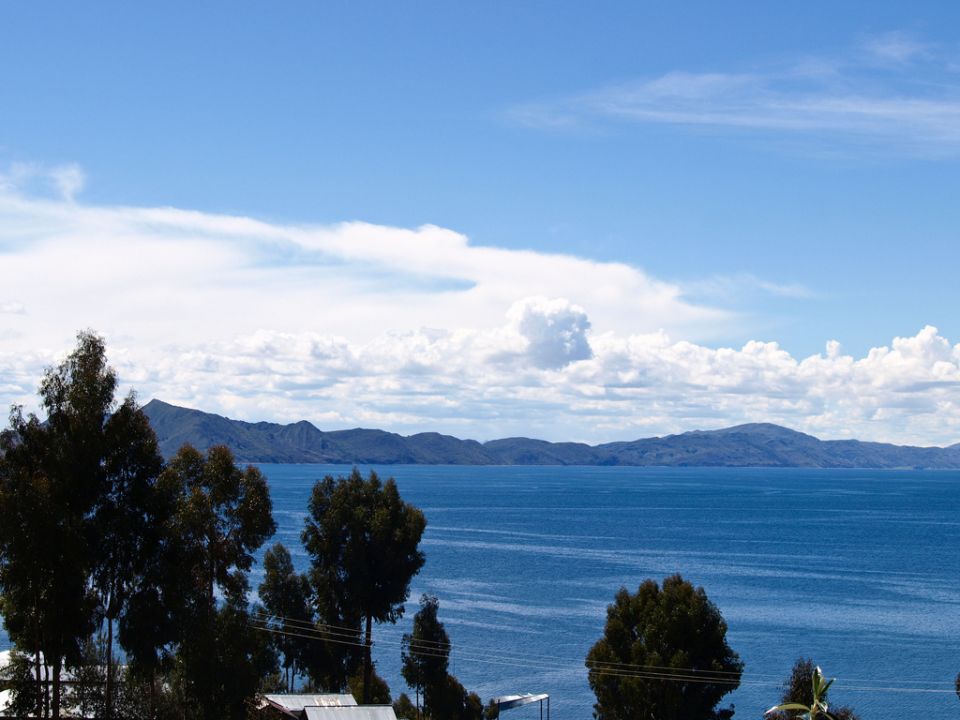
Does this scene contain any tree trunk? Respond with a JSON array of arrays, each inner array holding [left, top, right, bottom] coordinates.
[[149, 672, 157, 720], [51, 657, 61, 719], [362, 614, 373, 704], [43, 662, 50, 719], [106, 617, 114, 720], [34, 648, 42, 718]]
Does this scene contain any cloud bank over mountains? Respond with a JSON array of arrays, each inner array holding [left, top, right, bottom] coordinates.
[[2, 167, 960, 446]]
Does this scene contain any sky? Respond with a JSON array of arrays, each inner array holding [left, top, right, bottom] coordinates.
[[3, 2, 960, 445]]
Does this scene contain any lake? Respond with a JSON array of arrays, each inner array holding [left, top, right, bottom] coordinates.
[[2, 465, 957, 718], [260, 464, 960, 720]]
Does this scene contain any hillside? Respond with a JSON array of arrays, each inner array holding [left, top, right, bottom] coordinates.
[[142, 400, 960, 468]]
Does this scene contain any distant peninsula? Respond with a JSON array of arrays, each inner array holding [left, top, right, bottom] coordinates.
[[142, 399, 960, 468]]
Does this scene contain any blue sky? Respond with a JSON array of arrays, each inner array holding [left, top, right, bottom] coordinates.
[[3, 3, 960, 443]]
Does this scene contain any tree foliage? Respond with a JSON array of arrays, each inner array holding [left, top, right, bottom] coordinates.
[[303, 468, 426, 702], [0, 648, 44, 717], [402, 596, 448, 684], [585, 574, 742, 720], [160, 444, 277, 720], [401, 594, 482, 720], [394, 692, 419, 720], [0, 330, 165, 718], [767, 659, 859, 720], [0, 332, 283, 719], [258, 542, 313, 692]]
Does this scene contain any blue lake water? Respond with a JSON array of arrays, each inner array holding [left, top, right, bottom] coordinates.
[[2, 465, 957, 718], [259, 465, 960, 720]]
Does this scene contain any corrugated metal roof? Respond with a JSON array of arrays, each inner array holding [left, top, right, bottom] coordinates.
[[304, 705, 398, 720], [492, 694, 549, 711], [263, 694, 359, 711]]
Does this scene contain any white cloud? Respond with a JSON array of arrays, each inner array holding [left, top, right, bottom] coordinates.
[[71, 321, 960, 447], [2, 175, 960, 446], [0, 176, 728, 355], [861, 31, 929, 64], [510, 33, 960, 157], [682, 273, 815, 303], [507, 297, 592, 369], [0, 162, 86, 200], [48, 164, 86, 202]]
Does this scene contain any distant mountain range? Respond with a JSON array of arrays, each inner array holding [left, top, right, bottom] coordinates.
[[141, 399, 960, 468]]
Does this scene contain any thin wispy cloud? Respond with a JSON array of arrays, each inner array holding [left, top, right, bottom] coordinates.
[[0, 161, 86, 201], [861, 31, 930, 65], [681, 274, 815, 304], [511, 33, 960, 157]]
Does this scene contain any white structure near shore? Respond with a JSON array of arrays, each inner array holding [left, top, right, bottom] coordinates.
[[258, 693, 398, 720]]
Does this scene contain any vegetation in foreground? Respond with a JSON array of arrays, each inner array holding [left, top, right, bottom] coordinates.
[[0, 332, 429, 718]]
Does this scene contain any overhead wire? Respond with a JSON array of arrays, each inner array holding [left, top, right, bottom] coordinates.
[[250, 612, 746, 680], [247, 612, 958, 694], [251, 610, 957, 688], [248, 621, 759, 687]]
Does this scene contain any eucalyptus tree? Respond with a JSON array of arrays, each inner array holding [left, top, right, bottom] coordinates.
[[258, 542, 313, 692], [402, 594, 482, 720], [160, 443, 277, 720], [0, 408, 69, 716], [0, 330, 165, 718], [303, 468, 426, 703], [402, 594, 450, 715], [92, 396, 166, 717]]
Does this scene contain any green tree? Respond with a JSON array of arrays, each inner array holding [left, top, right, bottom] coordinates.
[[114, 464, 182, 714], [0, 648, 44, 717], [64, 635, 111, 719], [401, 595, 481, 720], [258, 542, 313, 692], [394, 692, 419, 720], [348, 665, 393, 705], [767, 659, 859, 720], [93, 395, 166, 718], [0, 410, 68, 717], [402, 595, 447, 717], [161, 444, 277, 720], [0, 330, 162, 718], [303, 468, 426, 703], [585, 574, 742, 720]]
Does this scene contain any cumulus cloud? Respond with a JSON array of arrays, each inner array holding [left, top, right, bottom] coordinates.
[[2, 174, 960, 446], [507, 297, 592, 369], [69, 322, 960, 447]]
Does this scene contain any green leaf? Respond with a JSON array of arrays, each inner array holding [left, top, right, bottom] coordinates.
[[766, 702, 811, 714]]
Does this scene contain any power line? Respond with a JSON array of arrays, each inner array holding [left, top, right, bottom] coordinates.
[[251, 611, 745, 677], [247, 616, 958, 695], [249, 621, 756, 687], [250, 610, 958, 688]]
